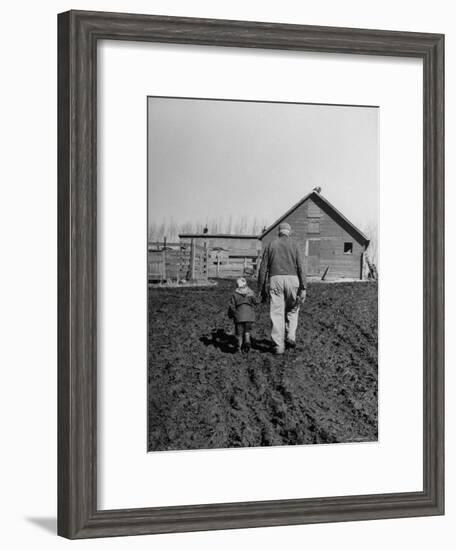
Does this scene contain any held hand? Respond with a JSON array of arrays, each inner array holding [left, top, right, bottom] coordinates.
[[299, 289, 307, 304]]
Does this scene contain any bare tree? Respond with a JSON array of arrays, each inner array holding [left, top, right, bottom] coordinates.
[[148, 215, 271, 242]]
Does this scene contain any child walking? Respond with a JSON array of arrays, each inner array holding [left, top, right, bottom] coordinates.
[[228, 277, 258, 352]]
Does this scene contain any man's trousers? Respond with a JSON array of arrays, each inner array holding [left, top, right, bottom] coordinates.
[[269, 275, 300, 352]]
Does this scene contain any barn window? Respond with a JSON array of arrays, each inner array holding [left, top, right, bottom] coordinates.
[[308, 221, 320, 234], [344, 242, 353, 254], [307, 202, 321, 218]]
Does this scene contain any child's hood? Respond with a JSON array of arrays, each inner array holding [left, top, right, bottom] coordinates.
[[235, 286, 254, 297]]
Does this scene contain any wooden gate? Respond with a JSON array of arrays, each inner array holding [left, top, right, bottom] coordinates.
[[148, 240, 208, 283], [208, 255, 260, 279]]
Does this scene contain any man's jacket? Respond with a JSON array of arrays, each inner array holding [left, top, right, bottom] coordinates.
[[258, 235, 307, 293]]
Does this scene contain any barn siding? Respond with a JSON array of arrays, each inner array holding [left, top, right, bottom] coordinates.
[[260, 196, 366, 279]]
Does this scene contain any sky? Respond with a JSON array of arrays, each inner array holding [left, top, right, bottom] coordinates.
[[148, 97, 378, 235]]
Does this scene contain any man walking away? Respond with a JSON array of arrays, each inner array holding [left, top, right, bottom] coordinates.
[[258, 222, 307, 355]]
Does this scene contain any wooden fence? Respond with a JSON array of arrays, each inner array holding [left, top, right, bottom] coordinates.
[[148, 240, 208, 283], [208, 255, 260, 279]]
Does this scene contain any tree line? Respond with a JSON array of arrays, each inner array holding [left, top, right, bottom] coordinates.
[[148, 216, 269, 243]]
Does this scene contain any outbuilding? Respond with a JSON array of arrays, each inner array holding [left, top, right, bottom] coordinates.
[[260, 189, 370, 280]]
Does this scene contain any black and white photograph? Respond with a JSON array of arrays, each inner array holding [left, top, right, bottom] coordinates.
[[147, 97, 379, 452]]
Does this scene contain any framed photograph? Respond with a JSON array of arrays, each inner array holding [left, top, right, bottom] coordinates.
[[58, 10, 444, 539], [146, 96, 379, 452]]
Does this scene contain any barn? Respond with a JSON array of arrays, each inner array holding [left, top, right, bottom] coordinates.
[[260, 189, 370, 280]]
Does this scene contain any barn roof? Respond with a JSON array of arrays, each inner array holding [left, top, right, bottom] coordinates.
[[260, 191, 370, 246], [179, 233, 259, 239]]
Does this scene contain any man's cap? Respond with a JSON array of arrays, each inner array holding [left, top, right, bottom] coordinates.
[[278, 222, 291, 232]]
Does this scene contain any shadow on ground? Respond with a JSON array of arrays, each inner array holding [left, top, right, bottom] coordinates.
[[200, 328, 274, 354]]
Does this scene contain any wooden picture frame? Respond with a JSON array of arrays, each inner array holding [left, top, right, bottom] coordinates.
[[58, 10, 444, 539]]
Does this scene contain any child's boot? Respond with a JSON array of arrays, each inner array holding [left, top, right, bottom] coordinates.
[[242, 332, 251, 353], [236, 335, 243, 352]]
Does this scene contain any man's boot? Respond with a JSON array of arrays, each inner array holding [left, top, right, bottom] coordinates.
[[285, 339, 296, 349]]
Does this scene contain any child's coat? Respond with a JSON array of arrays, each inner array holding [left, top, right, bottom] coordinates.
[[228, 287, 257, 323]]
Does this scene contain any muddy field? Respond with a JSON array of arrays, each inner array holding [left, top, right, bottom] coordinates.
[[148, 279, 378, 451]]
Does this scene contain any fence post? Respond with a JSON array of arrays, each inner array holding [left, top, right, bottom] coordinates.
[[177, 248, 180, 284], [163, 236, 167, 282], [190, 238, 196, 280], [256, 250, 262, 276], [159, 250, 164, 283]]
